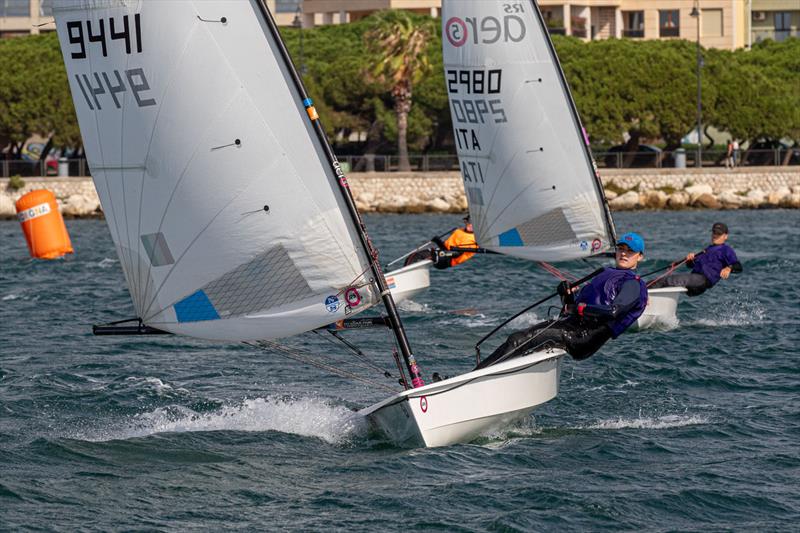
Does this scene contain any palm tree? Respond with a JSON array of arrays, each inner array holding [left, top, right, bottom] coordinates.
[[365, 10, 434, 172]]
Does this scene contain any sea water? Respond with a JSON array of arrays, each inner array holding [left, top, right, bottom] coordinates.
[[1, 210, 798, 530]]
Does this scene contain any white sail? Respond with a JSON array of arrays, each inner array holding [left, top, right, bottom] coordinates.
[[442, 0, 615, 262], [53, 0, 378, 341]]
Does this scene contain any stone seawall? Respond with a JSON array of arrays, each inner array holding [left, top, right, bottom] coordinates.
[[1, 167, 799, 218]]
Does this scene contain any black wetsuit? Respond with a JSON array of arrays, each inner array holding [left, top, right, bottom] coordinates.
[[476, 268, 648, 369]]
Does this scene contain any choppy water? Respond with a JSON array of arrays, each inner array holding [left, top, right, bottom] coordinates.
[[1, 210, 798, 531]]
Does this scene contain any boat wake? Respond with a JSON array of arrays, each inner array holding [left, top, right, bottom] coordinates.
[[73, 396, 367, 445], [583, 414, 709, 430], [689, 300, 766, 327], [397, 299, 430, 313]]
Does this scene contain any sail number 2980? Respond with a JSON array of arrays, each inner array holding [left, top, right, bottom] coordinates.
[[446, 69, 502, 95]]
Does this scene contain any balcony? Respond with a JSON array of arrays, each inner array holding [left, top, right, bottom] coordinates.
[[753, 29, 800, 43]]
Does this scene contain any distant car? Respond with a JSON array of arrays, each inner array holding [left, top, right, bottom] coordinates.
[[603, 144, 663, 168], [744, 140, 800, 166]]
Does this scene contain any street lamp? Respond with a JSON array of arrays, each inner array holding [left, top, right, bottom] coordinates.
[[292, 6, 305, 76], [690, 2, 702, 167]]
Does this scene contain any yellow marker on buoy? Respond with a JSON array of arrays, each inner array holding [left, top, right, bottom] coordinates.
[[15, 189, 74, 259]]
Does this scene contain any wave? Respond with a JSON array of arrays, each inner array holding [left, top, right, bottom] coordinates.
[[397, 299, 430, 313], [72, 396, 366, 445], [584, 414, 709, 430], [124, 376, 189, 397], [96, 258, 117, 268], [689, 301, 766, 327]]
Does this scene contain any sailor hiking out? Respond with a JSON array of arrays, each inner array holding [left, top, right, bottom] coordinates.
[[431, 214, 478, 269], [476, 233, 649, 369], [403, 214, 479, 270], [649, 222, 742, 296]]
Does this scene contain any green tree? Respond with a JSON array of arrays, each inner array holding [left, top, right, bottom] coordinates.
[[0, 32, 80, 158], [705, 38, 800, 163], [559, 37, 705, 163], [364, 10, 435, 171]]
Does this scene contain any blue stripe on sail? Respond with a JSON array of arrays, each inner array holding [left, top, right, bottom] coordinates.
[[174, 290, 220, 322], [498, 228, 524, 247]]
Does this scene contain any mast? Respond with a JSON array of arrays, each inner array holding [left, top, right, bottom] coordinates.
[[529, 0, 618, 244], [253, 0, 424, 388]]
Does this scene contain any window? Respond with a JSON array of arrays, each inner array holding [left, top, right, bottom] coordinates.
[[0, 0, 29, 17], [701, 9, 723, 38], [275, 0, 300, 13], [775, 12, 791, 41], [622, 11, 644, 38], [659, 9, 680, 37], [39, 0, 53, 16]]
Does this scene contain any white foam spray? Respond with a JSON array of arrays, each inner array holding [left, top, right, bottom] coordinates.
[[73, 396, 367, 445]]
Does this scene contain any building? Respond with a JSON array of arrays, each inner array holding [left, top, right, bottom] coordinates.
[[537, 1, 748, 49], [750, 0, 800, 44], [0, 0, 299, 38], [300, 0, 799, 50], [1, 0, 796, 47], [0, 0, 54, 38], [300, 0, 439, 27]]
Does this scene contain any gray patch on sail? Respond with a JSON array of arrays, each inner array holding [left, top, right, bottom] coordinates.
[[517, 208, 577, 246], [466, 187, 484, 206], [203, 245, 313, 318], [141, 232, 175, 266]]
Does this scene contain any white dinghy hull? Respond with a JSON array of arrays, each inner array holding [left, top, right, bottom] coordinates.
[[633, 287, 686, 330], [360, 349, 563, 448], [385, 260, 432, 304]]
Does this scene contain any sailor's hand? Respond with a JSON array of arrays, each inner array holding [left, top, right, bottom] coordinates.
[[686, 252, 695, 262], [720, 266, 731, 279]]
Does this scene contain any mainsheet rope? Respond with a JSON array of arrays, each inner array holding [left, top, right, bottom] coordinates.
[[245, 340, 397, 393]]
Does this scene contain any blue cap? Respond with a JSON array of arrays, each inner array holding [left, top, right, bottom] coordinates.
[[617, 232, 645, 253]]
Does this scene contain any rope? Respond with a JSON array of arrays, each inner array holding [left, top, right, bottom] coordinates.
[[646, 259, 687, 288], [244, 340, 397, 393], [538, 261, 578, 282], [311, 330, 394, 378]]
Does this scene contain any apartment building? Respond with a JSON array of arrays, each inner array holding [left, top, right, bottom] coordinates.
[[750, 0, 800, 44], [0, 0, 796, 47], [0, 0, 298, 37], [300, 0, 798, 50], [300, 0, 439, 26], [0, 0, 53, 38]]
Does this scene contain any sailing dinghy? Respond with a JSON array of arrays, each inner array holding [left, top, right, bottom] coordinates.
[[360, 0, 623, 446], [52, 0, 566, 447]]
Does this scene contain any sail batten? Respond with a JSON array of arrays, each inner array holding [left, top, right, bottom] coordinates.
[[54, 0, 378, 341], [442, 0, 615, 262]]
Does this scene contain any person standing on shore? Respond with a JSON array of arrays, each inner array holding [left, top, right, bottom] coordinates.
[[732, 140, 740, 167], [725, 140, 734, 169], [649, 222, 742, 296]]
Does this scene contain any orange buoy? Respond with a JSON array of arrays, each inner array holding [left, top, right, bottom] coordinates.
[[15, 189, 74, 260]]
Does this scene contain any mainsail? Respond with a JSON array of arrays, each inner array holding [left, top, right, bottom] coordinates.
[[442, 0, 616, 262], [53, 0, 378, 341]]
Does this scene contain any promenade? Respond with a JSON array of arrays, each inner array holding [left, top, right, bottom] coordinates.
[[1, 167, 799, 218]]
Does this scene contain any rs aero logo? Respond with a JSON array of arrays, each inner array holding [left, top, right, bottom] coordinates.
[[446, 12, 526, 48]]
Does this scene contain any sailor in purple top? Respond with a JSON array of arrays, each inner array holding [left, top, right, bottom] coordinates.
[[476, 233, 649, 368], [650, 222, 742, 296]]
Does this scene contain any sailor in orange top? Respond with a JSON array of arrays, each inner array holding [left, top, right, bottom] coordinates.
[[433, 215, 478, 268]]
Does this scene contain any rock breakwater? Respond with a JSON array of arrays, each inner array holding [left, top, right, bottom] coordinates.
[[1, 167, 798, 219]]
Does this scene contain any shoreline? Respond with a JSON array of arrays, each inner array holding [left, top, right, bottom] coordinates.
[[2, 167, 799, 218]]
